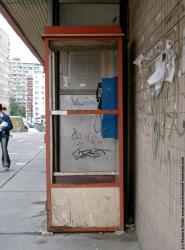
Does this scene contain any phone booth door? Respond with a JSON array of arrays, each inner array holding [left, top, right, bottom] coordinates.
[[44, 26, 123, 232]]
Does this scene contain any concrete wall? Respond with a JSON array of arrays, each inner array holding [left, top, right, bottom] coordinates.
[[128, 0, 185, 249]]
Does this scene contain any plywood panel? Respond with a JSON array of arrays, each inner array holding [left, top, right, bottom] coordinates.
[[51, 187, 120, 227]]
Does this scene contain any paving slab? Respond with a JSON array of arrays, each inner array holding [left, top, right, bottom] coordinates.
[[0, 132, 141, 250], [0, 233, 141, 250]]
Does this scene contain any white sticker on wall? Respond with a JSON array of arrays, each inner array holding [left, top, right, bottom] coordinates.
[[182, 29, 185, 74], [80, 83, 87, 87]]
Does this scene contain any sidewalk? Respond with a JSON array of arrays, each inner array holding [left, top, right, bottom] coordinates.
[[0, 132, 141, 250]]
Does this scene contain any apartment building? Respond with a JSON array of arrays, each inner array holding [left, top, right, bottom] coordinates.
[[25, 75, 33, 121], [32, 73, 45, 123], [9, 58, 43, 107], [9, 58, 45, 121], [0, 28, 10, 108]]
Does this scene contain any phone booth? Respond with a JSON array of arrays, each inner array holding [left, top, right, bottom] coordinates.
[[44, 26, 123, 232]]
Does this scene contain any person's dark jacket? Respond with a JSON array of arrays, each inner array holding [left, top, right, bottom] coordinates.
[[0, 113, 13, 137]]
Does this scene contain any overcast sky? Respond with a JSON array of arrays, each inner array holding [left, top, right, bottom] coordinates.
[[0, 13, 39, 63]]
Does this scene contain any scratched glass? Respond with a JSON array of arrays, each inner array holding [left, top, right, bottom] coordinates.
[[50, 40, 119, 184], [58, 47, 118, 111], [52, 115, 119, 184]]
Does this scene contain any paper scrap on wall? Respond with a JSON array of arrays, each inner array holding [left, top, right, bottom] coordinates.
[[182, 29, 185, 74], [147, 40, 176, 97], [63, 76, 70, 88], [133, 54, 150, 70], [148, 53, 166, 96], [133, 54, 150, 87]]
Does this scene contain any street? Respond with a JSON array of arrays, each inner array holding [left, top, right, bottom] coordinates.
[[0, 131, 140, 250]]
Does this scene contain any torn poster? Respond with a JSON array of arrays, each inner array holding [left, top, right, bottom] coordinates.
[[165, 54, 176, 82], [148, 53, 166, 96], [133, 54, 150, 69], [147, 40, 176, 97], [182, 29, 185, 74], [164, 40, 176, 83], [133, 54, 150, 87], [62, 76, 70, 88]]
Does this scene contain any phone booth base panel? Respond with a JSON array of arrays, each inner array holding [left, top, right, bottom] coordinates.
[[51, 187, 120, 228]]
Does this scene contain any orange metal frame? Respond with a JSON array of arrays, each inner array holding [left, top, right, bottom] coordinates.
[[44, 26, 124, 232]]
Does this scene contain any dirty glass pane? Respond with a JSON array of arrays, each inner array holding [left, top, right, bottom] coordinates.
[[60, 50, 101, 91], [60, 114, 119, 172], [60, 95, 98, 110], [53, 114, 119, 184], [58, 46, 118, 110]]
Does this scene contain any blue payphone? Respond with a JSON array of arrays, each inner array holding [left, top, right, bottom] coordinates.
[[99, 76, 118, 139]]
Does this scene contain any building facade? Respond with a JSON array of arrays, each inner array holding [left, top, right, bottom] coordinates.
[[32, 73, 45, 123], [25, 75, 33, 121], [0, 28, 10, 108], [9, 58, 44, 120], [9, 58, 43, 106]]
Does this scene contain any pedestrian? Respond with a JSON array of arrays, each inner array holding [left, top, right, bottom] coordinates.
[[2, 106, 7, 114], [0, 104, 13, 171]]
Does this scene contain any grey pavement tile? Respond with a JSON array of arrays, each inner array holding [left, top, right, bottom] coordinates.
[[0, 132, 140, 250], [0, 234, 141, 250]]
